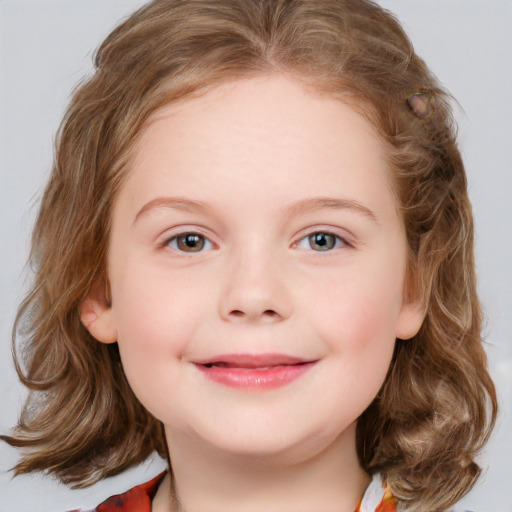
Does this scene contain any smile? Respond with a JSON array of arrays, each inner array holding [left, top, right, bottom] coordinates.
[[194, 353, 317, 390]]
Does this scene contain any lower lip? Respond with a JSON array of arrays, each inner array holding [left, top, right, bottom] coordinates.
[[196, 362, 315, 390]]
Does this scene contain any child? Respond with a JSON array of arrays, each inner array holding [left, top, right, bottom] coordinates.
[[2, 0, 498, 511]]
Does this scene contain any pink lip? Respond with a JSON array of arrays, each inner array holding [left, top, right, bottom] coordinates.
[[194, 353, 316, 390]]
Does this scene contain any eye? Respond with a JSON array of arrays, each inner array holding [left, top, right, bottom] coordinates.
[[296, 232, 347, 251], [166, 232, 213, 253]]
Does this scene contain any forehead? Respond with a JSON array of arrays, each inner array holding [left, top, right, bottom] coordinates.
[[120, 73, 397, 222]]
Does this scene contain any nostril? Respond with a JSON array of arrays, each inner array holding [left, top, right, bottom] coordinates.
[[227, 309, 279, 320]]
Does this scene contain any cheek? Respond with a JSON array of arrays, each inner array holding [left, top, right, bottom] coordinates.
[[302, 248, 405, 369], [312, 275, 402, 337], [311, 290, 398, 369], [109, 260, 205, 381], [108, 267, 203, 424], [297, 279, 399, 436]]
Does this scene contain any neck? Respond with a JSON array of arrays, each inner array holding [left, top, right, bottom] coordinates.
[[152, 422, 370, 512]]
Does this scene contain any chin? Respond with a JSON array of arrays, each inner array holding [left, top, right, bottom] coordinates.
[[190, 416, 350, 464]]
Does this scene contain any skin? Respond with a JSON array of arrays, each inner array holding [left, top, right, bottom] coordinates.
[[81, 73, 424, 512]]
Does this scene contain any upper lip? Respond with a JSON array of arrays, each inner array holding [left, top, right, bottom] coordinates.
[[194, 353, 314, 369]]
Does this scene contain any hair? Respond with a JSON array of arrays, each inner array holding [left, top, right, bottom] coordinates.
[[2, 1, 497, 510]]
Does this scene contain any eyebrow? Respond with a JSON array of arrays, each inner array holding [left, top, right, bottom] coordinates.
[[133, 195, 378, 224], [134, 197, 214, 224], [284, 197, 379, 223]]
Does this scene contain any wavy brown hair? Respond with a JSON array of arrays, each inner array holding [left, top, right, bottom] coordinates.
[[2, 1, 497, 510]]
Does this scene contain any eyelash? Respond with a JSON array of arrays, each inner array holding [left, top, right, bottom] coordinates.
[[164, 230, 349, 253]]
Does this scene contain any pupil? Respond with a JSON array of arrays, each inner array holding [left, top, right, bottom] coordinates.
[[185, 235, 199, 246], [315, 234, 327, 246]]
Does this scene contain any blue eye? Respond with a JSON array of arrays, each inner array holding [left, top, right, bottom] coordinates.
[[167, 233, 213, 253], [297, 232, 346, 251]]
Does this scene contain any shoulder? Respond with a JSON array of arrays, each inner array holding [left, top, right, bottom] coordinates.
[[67, 471, 167, 512]]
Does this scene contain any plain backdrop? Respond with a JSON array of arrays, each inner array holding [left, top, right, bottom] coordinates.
[[1, 1, 511, 511]]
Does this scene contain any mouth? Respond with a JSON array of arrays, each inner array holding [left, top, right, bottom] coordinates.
[[194, 353, 317, 390]]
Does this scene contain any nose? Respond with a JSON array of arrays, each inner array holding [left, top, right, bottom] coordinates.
[[218, 247, 293, 324]]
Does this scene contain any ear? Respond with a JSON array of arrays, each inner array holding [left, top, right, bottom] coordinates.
[[79, 284, 118, 344], [395, 298, 425, 341]]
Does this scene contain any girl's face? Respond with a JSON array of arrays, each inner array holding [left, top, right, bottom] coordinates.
[[82, 74, 424, 461]]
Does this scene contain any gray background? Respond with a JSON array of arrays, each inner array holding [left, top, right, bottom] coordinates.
[[1, 1, 510, 511]]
